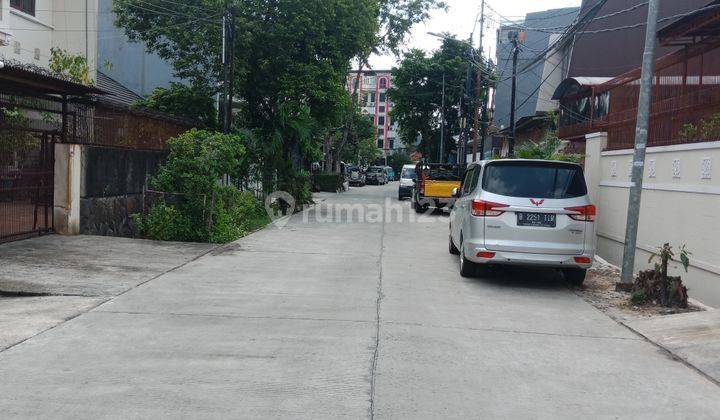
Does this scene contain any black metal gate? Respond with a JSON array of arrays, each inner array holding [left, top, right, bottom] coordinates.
[[0, 129, 55, 243]]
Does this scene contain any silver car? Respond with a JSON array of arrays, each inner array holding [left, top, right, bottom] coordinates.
[[449, 159, 596, 285]]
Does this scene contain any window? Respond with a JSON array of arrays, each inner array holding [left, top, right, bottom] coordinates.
[[378, 116, 385, 126], [482, 161, 588, 199], [377, 139, 384, 148], [379, 93, 387, 103], [363, 76, 376, 88], [379, 105, 385, 113], [379, 78, 388, 89], [389, 138, 395, 149], [401, 167, 416, 180], [378, 128, 385, 136], [461, 167, 476, 195], [11, 0, 35, 15]]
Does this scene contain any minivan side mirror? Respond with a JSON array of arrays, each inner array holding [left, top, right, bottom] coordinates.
[[452, 187, 461, 198]]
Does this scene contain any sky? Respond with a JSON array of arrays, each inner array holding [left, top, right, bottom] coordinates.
[[368, 0, 582, 70]]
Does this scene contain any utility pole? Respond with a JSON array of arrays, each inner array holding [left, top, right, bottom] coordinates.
[[226, 7, 236, 132], [459, 34, 473, 166], [508, 32, 521, 158], [472, 0, 485, 163], [620, 0, 661, 286], [221, 6, 235, 133], [439, 71, 446, 163]]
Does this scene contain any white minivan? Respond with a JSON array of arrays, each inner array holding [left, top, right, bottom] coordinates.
[[449, 159, 596, 285]]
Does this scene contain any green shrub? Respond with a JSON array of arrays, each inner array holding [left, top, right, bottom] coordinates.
[[630, 291, 646, 305], [515, 137, 582, 163], [133, 203, 196, 242], [134, 129, 269, 243], [313, 173, 344, 192]]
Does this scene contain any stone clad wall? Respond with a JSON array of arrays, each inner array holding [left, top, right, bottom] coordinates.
[[80, 146, 166, 237]]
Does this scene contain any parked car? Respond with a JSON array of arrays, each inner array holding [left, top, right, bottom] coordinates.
[[412, 163, 463, 212], [347, 165, 366, 186], [366, 166, 388, 185], [397, 164, 416, 200], [384, 166, 395, 182], [449, 159, 595, 285]]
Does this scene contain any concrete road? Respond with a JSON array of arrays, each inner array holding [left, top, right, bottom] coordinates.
[[0, 183, 718, 418]]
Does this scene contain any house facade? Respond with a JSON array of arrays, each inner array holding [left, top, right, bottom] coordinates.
[[347, 70, 402, 158], [0, 0, 98, 79]]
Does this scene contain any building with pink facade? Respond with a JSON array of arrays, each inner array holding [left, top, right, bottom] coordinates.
[[347, 70, 402, 157]]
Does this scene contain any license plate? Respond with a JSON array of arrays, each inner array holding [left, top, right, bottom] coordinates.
[[517, 212, 556, 228]]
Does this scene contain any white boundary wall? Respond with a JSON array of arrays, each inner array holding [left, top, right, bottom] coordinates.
[[585, 133, 720, 307]]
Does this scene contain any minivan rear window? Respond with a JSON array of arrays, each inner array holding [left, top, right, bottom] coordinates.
[[482, 161, 587, 199]]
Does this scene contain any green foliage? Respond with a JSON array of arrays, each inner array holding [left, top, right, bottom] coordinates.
[[135, 129, 269, 243], [277, 166, 312, 207], [132, 203, 195, 242], [341, 111, 380, 165], [132, 82, 217, 128], [114, 0, 442, 186], [515, 137, 582, 163], [0, 108, 38, 168], [376, 0, 447, 56], [49, 48, 93, 85], [648, 243, 691, 273], [630, 291, 647, 305], [388, 37, 492, 160], [386, 151, 413, 175], [313, 173, 345, 192], [679, 113, 720, 140]]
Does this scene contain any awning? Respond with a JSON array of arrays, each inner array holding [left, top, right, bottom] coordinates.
[[552, 77, 613, 100]]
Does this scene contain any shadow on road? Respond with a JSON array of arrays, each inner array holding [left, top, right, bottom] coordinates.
[[470, 266, 568, 291]]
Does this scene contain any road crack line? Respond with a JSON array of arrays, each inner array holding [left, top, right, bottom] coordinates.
[[369, 195, 386, 420]]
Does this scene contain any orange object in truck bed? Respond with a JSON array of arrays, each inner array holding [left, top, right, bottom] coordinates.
[[423, 180, 461, 198]]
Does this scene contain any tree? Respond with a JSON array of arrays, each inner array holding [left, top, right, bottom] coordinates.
[[334, 0, 447, 171], [114, 0, 379, 199], [49, 48, 93, 85], [341, 112, 380, 165], [132, 82, 218, 128], [388, 37, 492, 162], [386, 151, 413, 176]]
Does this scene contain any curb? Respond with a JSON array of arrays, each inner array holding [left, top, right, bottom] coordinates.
[[616, 316, 720, 388]]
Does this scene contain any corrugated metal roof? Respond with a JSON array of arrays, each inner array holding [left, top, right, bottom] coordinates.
[[0, 60, 105, 95], [97, 71, 143, 106]]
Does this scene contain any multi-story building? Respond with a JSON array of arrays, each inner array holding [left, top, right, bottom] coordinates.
[[97, 0, 180, 97], [493, 7, 579, 131], [347, 70, 402, 158], [0, 0, 98, 79]]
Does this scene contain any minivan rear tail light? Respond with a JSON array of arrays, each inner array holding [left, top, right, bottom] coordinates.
[[574, 256, 593, 264], [476, 251, 496, 259], [471, 200, 509, 217], [565, 205, 596, 222]]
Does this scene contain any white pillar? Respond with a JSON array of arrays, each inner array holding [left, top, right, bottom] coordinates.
[[584, 132, 607, 206], [53, 143, 82, 235]]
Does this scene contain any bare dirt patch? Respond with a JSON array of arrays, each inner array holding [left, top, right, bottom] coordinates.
[[573, 259, 705, 321]]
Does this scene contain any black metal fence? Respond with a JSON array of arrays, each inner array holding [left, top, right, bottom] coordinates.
[[0, 129, 54, 243]]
